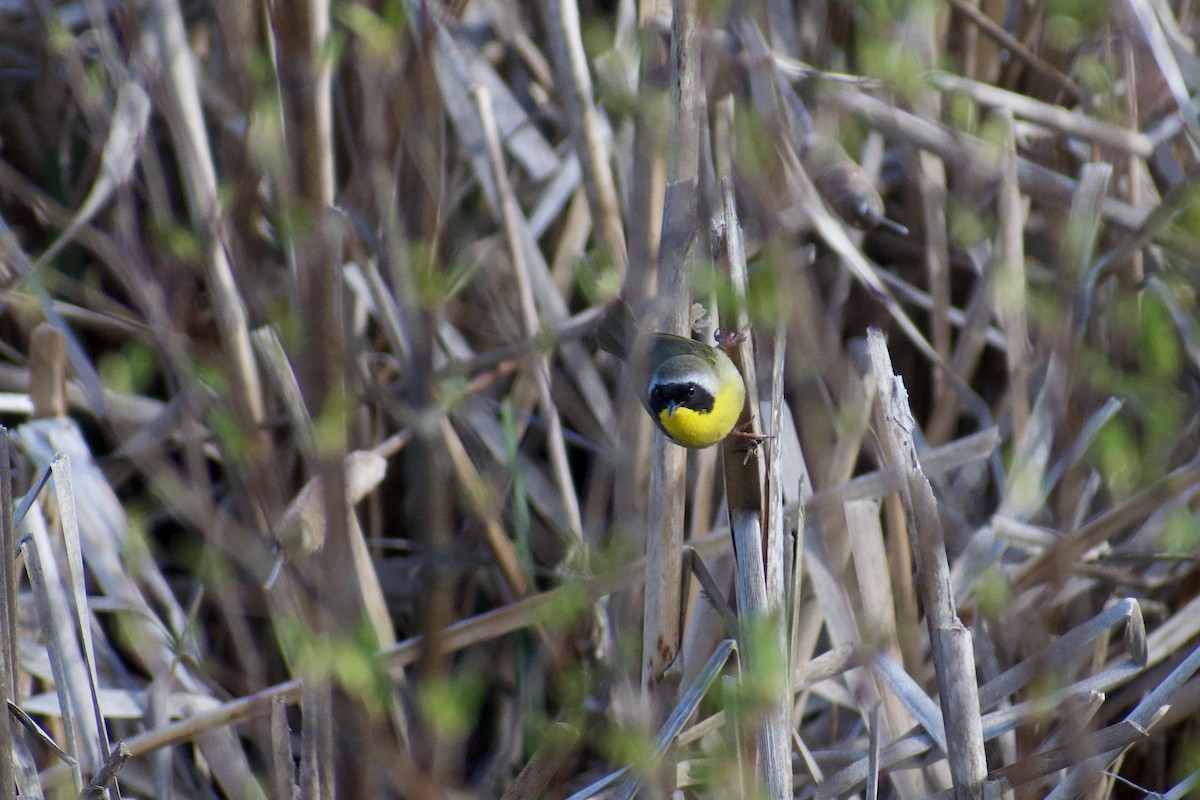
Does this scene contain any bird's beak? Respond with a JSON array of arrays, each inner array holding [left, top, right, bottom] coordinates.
[[666, 400, 678, 417]]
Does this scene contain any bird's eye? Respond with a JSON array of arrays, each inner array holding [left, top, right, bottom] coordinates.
[[686, 383, 696, 397]]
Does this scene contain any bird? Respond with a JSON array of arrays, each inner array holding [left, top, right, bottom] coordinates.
[[598, 300, 747, 449]]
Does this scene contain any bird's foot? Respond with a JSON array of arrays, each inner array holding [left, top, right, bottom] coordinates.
[[730, 420, 773, 445], [715, 327, 750, 350]]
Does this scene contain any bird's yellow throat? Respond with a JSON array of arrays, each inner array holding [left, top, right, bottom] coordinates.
[[656, 375, 745, 448]]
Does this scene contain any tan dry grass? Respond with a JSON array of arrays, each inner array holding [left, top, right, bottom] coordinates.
[[1, 1, 1200, 799]]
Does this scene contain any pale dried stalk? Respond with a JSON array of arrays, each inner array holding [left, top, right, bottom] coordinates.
[[1124, 0, 1200, 140], [915, 132, 951, 443], [845, 498, 925, 798], [29, 325, 67, 420], [717, 177, 789, 797], [0, 431, 13, 800], [147, 0, 266, 430], [16, 429, 264, 800], [251, 327, 317, 460], [430, 22, 614, 439], [21, 510, 90, 791], [1083, 165, 1200, 304], [76, 742, 131, 800], [1046, 643, 1200, 798], [926, 109, 1022, 448], [986, 718, 1152, 791], [834, 88, 1200, 262], [928, 72, 1154, 157], [0, 214, 107, 416], [873, 271, 1006, 351], [33, 82, 150, 273], [40, 678, 304, 791], [824, 606, 1152, 796], [299, 679, 332, 800], [927, 253, 1003, 447], [1120, 39, 1145, 289], [944, 0, 1080, 98], [270, 694, 294, 800], [474, 84, 585, 548], [48, 455, 113, 778], [612, 639, 739, 800], [439, 418, 531, 599], [903, 13, 952, 438], [10, 731, 39, 800], [867, 330, 987, 799], [641, 0, 704, 700], [274, 451, 397, 649], [978, 598, 1142, 710], [805, 428, 1001, 514], [267, 0, 334, 206], [539, 0, 627, 267], [994, 110, 1031, 445]]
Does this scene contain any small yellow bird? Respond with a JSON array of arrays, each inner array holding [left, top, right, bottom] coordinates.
[[599, 301, 747, 449]]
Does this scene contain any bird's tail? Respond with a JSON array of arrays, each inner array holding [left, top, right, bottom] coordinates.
[[597, 299, 638, 361]]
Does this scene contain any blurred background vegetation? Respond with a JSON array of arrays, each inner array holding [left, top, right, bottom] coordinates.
[[3, 0, 1200, 797]]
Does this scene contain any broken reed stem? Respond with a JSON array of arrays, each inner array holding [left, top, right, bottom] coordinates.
[[867, 329, 987, 799], [76, 742, 130, 800]]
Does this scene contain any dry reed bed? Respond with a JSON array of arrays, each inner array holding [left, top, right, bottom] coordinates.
[[0, 0, 1199, 798]]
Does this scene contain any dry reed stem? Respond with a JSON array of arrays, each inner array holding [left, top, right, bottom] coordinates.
[[995, 109, 1031, 444], [475, 83, 585, 548], [845, 501, 922, 784], [834, 88, 1200, 261], [269, 693, 294, 800], [714, 157, 789, 794], [0, 216, 107, 416], [640, 0, 703, 707], [7, 0, 1200, 796], [148, 0, 267, 432], [611, 639, 738, 800], [75, 741, 130, 800], [928, 72, 1154, 157], [776, 116, 984, 422], [868, 330, 987, 799], [539, 0, 628, 268], [498, 722, 580, 800], [904, 13, 953, 441], [32, 83, 150, 275], [0, 432, 14, 800], [947, 0, 1080, 98], [21, 510, 89, 792]]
